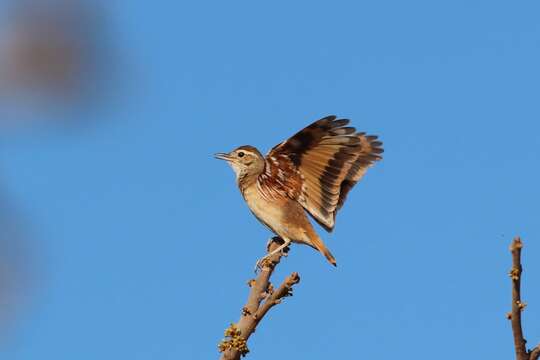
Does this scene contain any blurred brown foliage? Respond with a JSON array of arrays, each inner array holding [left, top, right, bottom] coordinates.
[[0, 0, 112, 129], [0, 0, 113, 339]]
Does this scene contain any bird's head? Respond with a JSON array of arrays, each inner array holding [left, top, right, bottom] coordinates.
[[215, 145, 265, 180]]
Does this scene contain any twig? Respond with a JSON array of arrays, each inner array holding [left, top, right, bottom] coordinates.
[[508, 237, 539, 360], [218, 237, 300, 359]]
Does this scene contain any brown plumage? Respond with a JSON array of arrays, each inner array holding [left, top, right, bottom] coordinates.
[[215, 115, 383, 267]]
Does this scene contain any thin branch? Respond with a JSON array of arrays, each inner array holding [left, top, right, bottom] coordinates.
[[219, 237, 300, 360], [254, 272, 299, 322], [508, 237, 539, 360], [510, 237, 527, 360]]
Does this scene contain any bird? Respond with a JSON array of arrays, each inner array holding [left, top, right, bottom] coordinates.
[[215, 115, 383, 268]]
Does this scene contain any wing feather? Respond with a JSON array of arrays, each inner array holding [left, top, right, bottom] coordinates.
[[266, 115, 383, 232]]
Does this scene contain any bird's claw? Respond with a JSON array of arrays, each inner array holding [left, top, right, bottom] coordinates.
[[254, 256, 271, 273], [254, 257, 265, 273], [254, 244, 290, 273]]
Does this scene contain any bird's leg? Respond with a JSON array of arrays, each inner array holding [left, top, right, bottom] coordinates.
[[266, 236, 284, 252], [255, 238, 291, 272], [266, 239, 290, 258]]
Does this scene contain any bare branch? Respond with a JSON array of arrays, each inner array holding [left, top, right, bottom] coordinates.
[[219, 237, 300, 360], [509, 237, 527, 360], [508, 237, 539, 360]]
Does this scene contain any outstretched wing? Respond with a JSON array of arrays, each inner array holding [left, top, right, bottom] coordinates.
[[267, 115, 383, 232]]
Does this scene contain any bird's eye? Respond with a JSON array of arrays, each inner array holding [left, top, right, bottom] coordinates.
[[238, 152, 245, 158]]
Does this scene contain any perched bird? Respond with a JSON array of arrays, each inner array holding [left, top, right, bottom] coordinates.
[[215, 115, 383, 267]]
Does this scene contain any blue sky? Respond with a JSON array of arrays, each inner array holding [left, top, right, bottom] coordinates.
[[1, 0, 540, 359]]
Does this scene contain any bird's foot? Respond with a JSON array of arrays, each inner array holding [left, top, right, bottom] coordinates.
[[266, 236, 285, 252], [255, 239, 291, 273], [254, 255, 271, 273]]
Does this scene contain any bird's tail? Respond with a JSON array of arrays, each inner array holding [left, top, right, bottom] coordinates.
[[306, 230, 337, 267]]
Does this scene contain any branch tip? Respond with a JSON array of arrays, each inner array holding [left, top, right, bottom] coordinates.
[[510, 237, 523, 252]]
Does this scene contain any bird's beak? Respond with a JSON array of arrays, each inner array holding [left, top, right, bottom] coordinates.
[[214, 152, 232, 161]]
